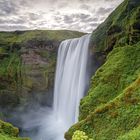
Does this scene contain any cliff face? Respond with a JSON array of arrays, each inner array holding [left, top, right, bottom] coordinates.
[[0, 30, 85, 109], [66, 0, 140, 139]]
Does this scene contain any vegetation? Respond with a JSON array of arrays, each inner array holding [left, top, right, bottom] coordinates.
[[117, 126, 140, 140], [0, 52, 21, 108], [90, 0, 140, 53], [0, 120, 30, 140], [80, 44, 140, 120], [0, 30, 84, 109], [0, 30, 85, 49], [72, 130, 93, 140], [65, 0, 140, 140], [1, 0, 140, 140]]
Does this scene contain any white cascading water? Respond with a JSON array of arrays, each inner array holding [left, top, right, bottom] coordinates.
[[21, 34, 91, 140], [52, 34, 91, 139], [53, 34, 91, 125]]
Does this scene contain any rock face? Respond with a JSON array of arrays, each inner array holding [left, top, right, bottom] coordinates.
[[20, 41, 57, 105], [19, 38, 62, 104], [0, 30, 85, 109], [65, 0, 140, 140]]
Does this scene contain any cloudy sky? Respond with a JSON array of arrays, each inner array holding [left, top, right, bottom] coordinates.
[[0, 0, 123, 33]]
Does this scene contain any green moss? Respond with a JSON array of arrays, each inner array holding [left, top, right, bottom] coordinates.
[[0, 52, 21, 107], [66, 1, 140, 139], [117, 126, 140, 140], [0, 53, 21, 83], [66, 76, 140, 140], [0, 120, 19, 137], [80, 44, 140, 120], [0, 120, 30, 140], [0, 134, 29, 140], [17, 30, 84, 43], [0, 30, 85, 49], [90, 0, 140, 53]]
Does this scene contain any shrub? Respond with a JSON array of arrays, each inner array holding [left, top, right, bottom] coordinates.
[[72, 130, 93, 140]]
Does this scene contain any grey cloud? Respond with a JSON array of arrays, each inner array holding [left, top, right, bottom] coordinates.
[[78, 0, 91, 2], [63, 15, 74, 24], [49, 9, 55, 13], [79, 4, 90, 10], [0, 0, 122, 32], [61, 13, 91, 25], [99, 16, 106, 21], [54, 16, 63, 22], [104, 0, 116, 1], [0, 0, 19, 16], [80, 17, 99, 23], [97, 7, 114, 14], [18, 0, 29, 6], [53, 12, 100, 33], [89, 22, 99, 27], [29, 13, 41, 21], [57, 2, 68, 8], [92, 17, 98, 21], [74, 13, 90, 19], [0, 24, 29, 31], [0, 17, 27, 25]]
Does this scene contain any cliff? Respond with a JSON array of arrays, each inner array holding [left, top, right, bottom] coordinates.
[[65, 0, 140, 139], [0, 30, 84, 109]]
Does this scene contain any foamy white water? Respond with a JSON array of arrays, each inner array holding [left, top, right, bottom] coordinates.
[[21, 34, 91, 140], [52, 34, 91, 139], [54, 34, 91, 124]]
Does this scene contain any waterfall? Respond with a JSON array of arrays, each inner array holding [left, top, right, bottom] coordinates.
[[52, 34, 91, 138], [20, 34, 91, 140], [53, 34, 91, 126]]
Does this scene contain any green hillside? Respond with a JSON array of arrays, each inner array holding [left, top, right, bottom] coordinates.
[[65, 0, 140, 139]]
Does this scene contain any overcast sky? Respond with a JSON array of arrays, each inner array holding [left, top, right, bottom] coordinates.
[[0, 0, 123, 33]]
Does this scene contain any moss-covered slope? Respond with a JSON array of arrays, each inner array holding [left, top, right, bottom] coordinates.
[[0, 120, 29, 140], [117, 126, 140, 140], [80, 44, 140, 120], [66, 44, 140, 140], [66, 0, 140, 139], [90, 0, 140, 53]]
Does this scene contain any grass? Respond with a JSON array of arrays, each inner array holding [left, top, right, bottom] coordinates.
[[66, 75, 140, 140], [66, 1, 140, 139], [90, 0, 140, 53], [117, 126, 140, 140], [0, 120, 30, 140], [0, 30, 85, 49], [0, 53, 21, 90], [79, 44, 140, 120]]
